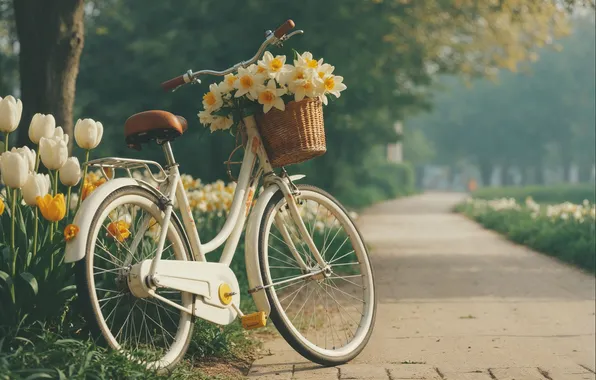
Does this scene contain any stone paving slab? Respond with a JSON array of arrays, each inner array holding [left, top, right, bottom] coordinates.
[[387, 364, 441, 379], [338, 363, 389, 379], [293, 364, 339, 379], [489, 367, 548, 380]]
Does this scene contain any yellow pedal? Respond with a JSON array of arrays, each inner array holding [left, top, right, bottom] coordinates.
[[241, 311, 267, 330]]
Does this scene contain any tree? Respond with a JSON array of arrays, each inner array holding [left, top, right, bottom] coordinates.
[[12, 0, 85, 149], [72, 0, 580, 200], [408, 15, 596, 185]]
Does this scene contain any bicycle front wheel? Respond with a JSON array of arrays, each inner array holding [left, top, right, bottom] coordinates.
[[258, 185, 376, 366], [75, 186, 194, 370]]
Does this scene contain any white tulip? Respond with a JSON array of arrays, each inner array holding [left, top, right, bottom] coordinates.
[[29, 113, 56, 144], [10, 146, 36, 173], [22, 173, 50, 206], [53, 126, 69, 145], [0, 151, 29, 188], [0, 95, 23, 133], [39, 136, 68, 170], [74, 118, 103, 150], [59, 157, 81, 186]]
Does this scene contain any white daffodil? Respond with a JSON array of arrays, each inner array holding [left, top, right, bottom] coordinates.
[[0, 151, 28, 188], [289, 70, 325, 102], [218, 73, 238, 93], [59, 157, 82, 186], [0, 95, 23, 133], [53, 126, 69, 145], [39, 135, 68, 170], [234, 66, 265, 100], [323, 75, 347, 97], [257, 80, 286, 113], [28, 113, 56, 144], [10, 146, 36, 173], [317, 63, 335, 80], [202, 83, 223, 111], [294, 52, 322, 71], [74, 118, 103, 150], [197, 110, 215, 126], [22, 173, 50, 206], [209, 116, 234, 133], [258, 52, 290, 81]]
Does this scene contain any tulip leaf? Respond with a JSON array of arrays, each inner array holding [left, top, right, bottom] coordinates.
[[0, 270, 13, 289], [19, 272, 39, 296], [57, 284, 76, 296]]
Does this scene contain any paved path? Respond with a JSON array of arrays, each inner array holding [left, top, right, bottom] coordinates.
[[248, 192, 595, 379]]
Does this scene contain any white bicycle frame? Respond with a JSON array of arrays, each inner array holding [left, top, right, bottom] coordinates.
[[64, 114, 329, 319], [149, 114, 327, 274]]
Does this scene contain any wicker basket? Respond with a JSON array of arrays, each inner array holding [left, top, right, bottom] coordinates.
[[255, 98, 326, 168]]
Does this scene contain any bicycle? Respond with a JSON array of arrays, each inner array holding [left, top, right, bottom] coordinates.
[[65, 20, 376, 370]]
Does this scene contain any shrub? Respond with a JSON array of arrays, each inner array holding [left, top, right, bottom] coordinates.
[[472, 184, 595, 204], [457, 197, 595, 273]]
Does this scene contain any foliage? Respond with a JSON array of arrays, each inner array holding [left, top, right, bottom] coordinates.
[[68, 0, 580, 203], [457, 197, 596, 273], [472, 184, 595, 205], [0, 326, 206, 380], [408, 16, 596, 184]]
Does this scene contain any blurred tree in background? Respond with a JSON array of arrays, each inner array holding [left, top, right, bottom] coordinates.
[[409, 15, 595, 186], [1, 0, 591, 205]]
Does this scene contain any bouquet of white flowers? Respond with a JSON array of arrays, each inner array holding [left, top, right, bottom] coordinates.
[[197, 51, 346, 133]]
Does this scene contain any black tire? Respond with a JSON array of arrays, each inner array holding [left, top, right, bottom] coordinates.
[[258, 184, 377, 366], [75, 185, 194, 370]]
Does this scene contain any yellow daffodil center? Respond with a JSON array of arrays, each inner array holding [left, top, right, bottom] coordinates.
[[257, 66, 266, 73], [318, 71, 325, 79], [324, 77, 335, 91], [203, 92, 217, 106], [270, 58, 283, 71], [240, 75, 254, 88], [307, 59, 318, 68], [107, 220, 131, 242], [259, 91, 275, 104], [294, 71, 305, 80]]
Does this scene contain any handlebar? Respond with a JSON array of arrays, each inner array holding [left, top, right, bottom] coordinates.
[[161, 20, 300, 91]]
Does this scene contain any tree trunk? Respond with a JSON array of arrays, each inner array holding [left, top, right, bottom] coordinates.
[[478, 159, 492, 187], [13, 0, 85, 151]]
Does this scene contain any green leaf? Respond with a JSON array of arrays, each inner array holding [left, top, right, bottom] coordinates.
[[24, 374, 54, 380], [0, 270, 12, 289], [18, 272, 39, 295]]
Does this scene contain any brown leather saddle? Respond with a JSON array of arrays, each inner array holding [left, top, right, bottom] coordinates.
[[124, 110, 187, 150]]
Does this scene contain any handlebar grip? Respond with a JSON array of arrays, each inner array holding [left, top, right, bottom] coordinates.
[[161, 75, 186, 91], [274, 19, 295, 38]]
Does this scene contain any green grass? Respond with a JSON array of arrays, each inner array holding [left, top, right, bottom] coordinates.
[[457, 202, 595, 274], [472, 184, 595, 204]]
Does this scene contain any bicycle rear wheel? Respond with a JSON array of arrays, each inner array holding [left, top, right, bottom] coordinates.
[[258, 184, 376, 366], [75, 186, 194, 370]]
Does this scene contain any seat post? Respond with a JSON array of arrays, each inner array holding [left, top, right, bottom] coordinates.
[[161, 141, 176, 167]]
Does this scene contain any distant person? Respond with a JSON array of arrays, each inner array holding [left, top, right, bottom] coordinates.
[[467, 179, 477, 193]]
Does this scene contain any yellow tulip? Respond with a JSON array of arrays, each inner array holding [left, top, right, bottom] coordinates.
[[64, 224, 79, 242], [36, 193, 66, 222], [0, 198, 4, 215], [107, 220, 131, 242], [81, 182, 96, 201]]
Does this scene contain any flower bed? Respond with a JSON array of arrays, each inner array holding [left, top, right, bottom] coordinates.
[[457, 197, 595, 273]]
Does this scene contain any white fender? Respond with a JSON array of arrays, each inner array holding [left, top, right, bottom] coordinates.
[[245, 174, 305, 315], [64, 178, 140, 263]]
